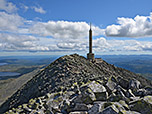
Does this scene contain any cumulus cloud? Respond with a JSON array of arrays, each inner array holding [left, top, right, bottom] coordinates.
[[105, 13, 152, 38], [92, 38, 152, 53], [0, 12, 23, 31], [0, 33, 37, 50], [1, 31, 152, 53], [93, 38, 109, 48], [122, 40, 152, 51], [29, 21, 104, 39], [56, 41, 87, 51], [32, 6, 46, 14], [0, 33, 61, 51], [0, 0, 17, 13]]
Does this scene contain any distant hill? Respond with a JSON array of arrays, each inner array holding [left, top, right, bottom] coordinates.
[[1, 54, 152, 114], [99, 55, 152, 74]]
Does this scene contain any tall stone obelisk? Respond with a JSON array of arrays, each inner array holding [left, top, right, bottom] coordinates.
[[87, 23, 94, 60]]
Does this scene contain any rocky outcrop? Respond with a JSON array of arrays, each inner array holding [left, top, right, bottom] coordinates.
[[1, 54, 152, 113], [4, 79, 152, 114]]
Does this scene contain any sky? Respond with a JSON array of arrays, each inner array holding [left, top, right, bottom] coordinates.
[[1, 0, 152, 56]]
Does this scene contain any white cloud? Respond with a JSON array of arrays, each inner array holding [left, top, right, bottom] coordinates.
[[0, 33, 60, 51], [105, 13, 152, 38], [56, 42, 87, 51], [28, 21, 105, 51], [0, 33, 37, 49], [29, 21, 104, 39], [122, 40, 152, 51], [32, 6, 46, 14], [0, 12, 23, 31], [1, 31, 152, 53], [0, 0, 17, 13], [92, 38, 152, 53]]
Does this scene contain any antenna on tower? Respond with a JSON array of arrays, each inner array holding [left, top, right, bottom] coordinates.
[[90, 23, 92, 30]]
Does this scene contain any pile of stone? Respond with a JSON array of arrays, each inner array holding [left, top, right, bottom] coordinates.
[[5, 76, 152, 114], [1, 54, 152, 114]]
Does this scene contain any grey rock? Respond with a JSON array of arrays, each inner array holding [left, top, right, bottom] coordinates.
[[118, 78, 129, 89], [73, 103, 88, 111], [94, 92, 108, 101], [135, 89, 147, 97], [87, 81, 106, 93], [72, 93, 94, 105], [129, 79, 141, 90], [126, 89, 135, 98], [129, 97, 152, 114], [143, 95, 152, 104], [145, 87, 152, 95], [98, 106, 119, 114], [120, 111, 141, 114], [106, 78, 117, 91], [119, 100, 129, 109], [69, 111, 88, 114], [88, 102, 105, 114], [108, 94, 123, 102]]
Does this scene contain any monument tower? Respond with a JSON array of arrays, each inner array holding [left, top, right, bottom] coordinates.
[[87, 23, 94, 60]]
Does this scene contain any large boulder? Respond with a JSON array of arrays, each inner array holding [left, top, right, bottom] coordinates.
[[87, 81, 106, 93], [72, 89, 95, 104], [80, 81, 108, 101]]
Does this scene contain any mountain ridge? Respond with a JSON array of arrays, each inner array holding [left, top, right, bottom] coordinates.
[[1, 54, 152, 114]]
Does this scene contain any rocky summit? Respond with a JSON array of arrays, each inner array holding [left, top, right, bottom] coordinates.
[[1, 54, 152, 114]]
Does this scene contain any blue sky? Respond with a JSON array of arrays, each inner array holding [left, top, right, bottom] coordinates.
[[1, 0, 152, 56]]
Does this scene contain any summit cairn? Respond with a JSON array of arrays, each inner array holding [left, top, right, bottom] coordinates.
[[87, 23, 94, 60]]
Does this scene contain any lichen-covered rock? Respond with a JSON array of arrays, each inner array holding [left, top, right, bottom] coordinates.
[[106, 77, 117, 91], [143, 95, 152, 104], [72, 93, 94, 105], [81, 81, 108, 101], [87, 81, 106, 93], [120, 110, 141, 114], [129, 98, 152, 114], [4, 79, 152, 114], [88, 102, 105, 114], [119, 100, 129, 109]]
